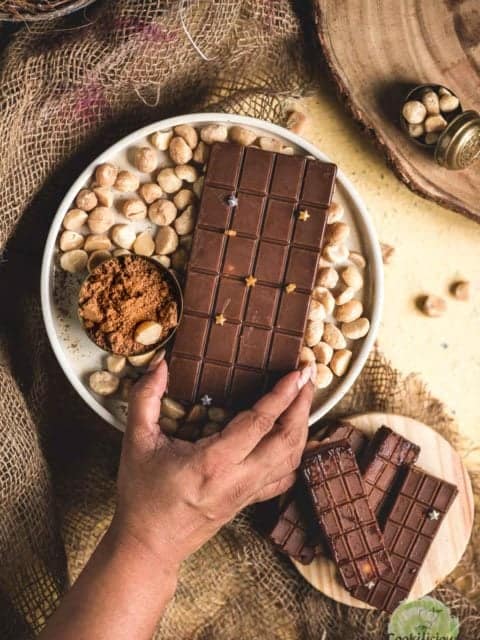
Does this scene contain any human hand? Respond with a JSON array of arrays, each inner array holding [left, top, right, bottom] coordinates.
[[111, 358, 316, 571]]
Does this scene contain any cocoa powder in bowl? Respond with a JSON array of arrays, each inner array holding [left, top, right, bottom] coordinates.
[[78, 255, 181, 356]]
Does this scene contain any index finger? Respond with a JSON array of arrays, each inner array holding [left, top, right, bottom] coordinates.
[[212, 363, 316, 463]]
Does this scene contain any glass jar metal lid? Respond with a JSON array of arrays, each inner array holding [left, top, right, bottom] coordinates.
[[435, 110, 480, 170]]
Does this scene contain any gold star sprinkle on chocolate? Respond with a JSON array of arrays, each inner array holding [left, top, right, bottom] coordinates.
[[215, 313, 226, 326], [298, 209, 310, 222], [427, 509, 440, 521], [245, 275, 257, 288], [224, 229, 237, 237], [285, 283, 297, 294]]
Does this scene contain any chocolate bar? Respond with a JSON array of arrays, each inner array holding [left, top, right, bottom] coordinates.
[[262, 486, 323, 564], [352, 466, 458, 612], [360, 426, 419, 520], [321, 420, 369, 458], [168, 142, 337, 408], [262, 422, 368, 564], [301, 440, 392, 589]]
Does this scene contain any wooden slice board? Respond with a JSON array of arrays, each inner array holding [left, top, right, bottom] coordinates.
[[293, 413, 474, 609], [314, 0, 480, 223]]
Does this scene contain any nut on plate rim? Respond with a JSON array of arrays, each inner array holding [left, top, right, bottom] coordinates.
[[77, 253, 184, 357]]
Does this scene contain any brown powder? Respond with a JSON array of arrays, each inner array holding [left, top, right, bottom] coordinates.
[[78, 255, 179, 356]]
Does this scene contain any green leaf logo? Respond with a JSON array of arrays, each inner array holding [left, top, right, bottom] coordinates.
[[388, 597, 459, 639]]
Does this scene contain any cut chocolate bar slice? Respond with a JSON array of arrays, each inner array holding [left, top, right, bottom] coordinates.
[[301, 440, 392, 589], [321, 420, 369, 458], [351, 466, 458, 612], [262, 422, 368, 564], [168, 142, 337, 408], [260, 486, 324, 565], [360, 426, 420, 521]]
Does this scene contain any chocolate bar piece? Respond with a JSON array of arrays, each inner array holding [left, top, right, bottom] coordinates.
[[352, 467, 458, 612], [301, 440, 392, 589], [168, 142, 337, 408], [262, 423, 369, 564], [321, 420, 369, 458], [262, 486, 324, 564], [360, 426, 420, 519]]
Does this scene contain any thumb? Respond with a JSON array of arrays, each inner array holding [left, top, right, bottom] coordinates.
[[126, 358, 168, 451]]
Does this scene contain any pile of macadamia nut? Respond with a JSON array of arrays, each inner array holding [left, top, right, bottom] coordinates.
[[57, 122, 370, 441], [402, 86, 461, 146]]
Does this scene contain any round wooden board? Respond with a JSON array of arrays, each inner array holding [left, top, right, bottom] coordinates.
[[293, 413, 474, 609], [314, 0, 480, 223]]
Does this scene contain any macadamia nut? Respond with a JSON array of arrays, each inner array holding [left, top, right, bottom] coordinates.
[[299, 346, 316, 364], [148, 199, 177, 226], [200, 124, 228, 144], [114, 171, 140, 193], [161, 397, 187, 420], [341, 317, 370, 339], [59, 230, 84, 252], [330, 349, 352, 377], [341, 265, 363, 290], [228, 125, 257, 146], [84, 234, 112, 252], [323, 243, 349, 263], [121, 198, 147, 221], [106, 354, 127, 376], [316, 267, 338, 289], [95, 163, 118, 187], [151, 254, 171, 268], [315, 363, 333, 389], [325, 222, 350, 244], [312, 287, 335, 315], [169, 137, 193, 165], [111, 224, 136, 250], [128, 349, 157, 367], [76, 189, 98, 212], [63, 208, 88, 231], [139, 183, 164, 204], [334, 299, 363, 323], [174, 188, 195, 210], [60, 249, 88, 273], [174, 205, 196, 235], [174, 164, 198, 183], [424, 115, 447, 133], [335, 286, 355, 305], [322, 323, 346, 350], [160, 417, 178, 435], [150, 130, 173, 151], [93, 186, 114, 208], [155, 226, 179, 255], [421, 91, 440, 115], [313, 341, 333, 365], [408, 123, 424, 138], [327, 202, 344, 224], [89, 370, 119, 396], [308, 299, 326, 322], [402, 100, 427, 124], [439, 94, 459, 113], [305, 320, 324, 347], [87, 207, 114, 234], [134, 321, 163, 346], [174, 124, 198, 149], [157, 167, 182, 193], [133, 231, 155, 256], [134, 146, 157, 173], [192, 141, 210, 164]]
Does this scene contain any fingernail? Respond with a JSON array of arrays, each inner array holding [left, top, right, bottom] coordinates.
[[147, 349, 166, 372], [297, 362, 316, 389]]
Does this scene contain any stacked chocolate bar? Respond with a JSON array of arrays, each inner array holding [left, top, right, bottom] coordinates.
[[260, 421, 458, 613]]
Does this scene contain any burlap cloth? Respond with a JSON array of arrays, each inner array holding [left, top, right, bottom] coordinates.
[[0, 2, 479, 638]]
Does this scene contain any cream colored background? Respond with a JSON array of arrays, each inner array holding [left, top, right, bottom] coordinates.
[[300, 83, 480, 462]]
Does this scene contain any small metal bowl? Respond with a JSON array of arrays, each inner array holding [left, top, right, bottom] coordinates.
[[78, 254, 183, 358], [400, 83, 463, 149]]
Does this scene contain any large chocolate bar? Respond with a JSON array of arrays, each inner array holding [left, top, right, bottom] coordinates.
[[168, 142, 336, 407], [360, 426, 420, 520], [301, 440, 392, 589], [262, 422, 369, 564], [352, 467, 458, 612]]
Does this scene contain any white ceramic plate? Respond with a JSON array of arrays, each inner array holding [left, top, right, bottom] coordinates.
[[40, 113, 383, 431]]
